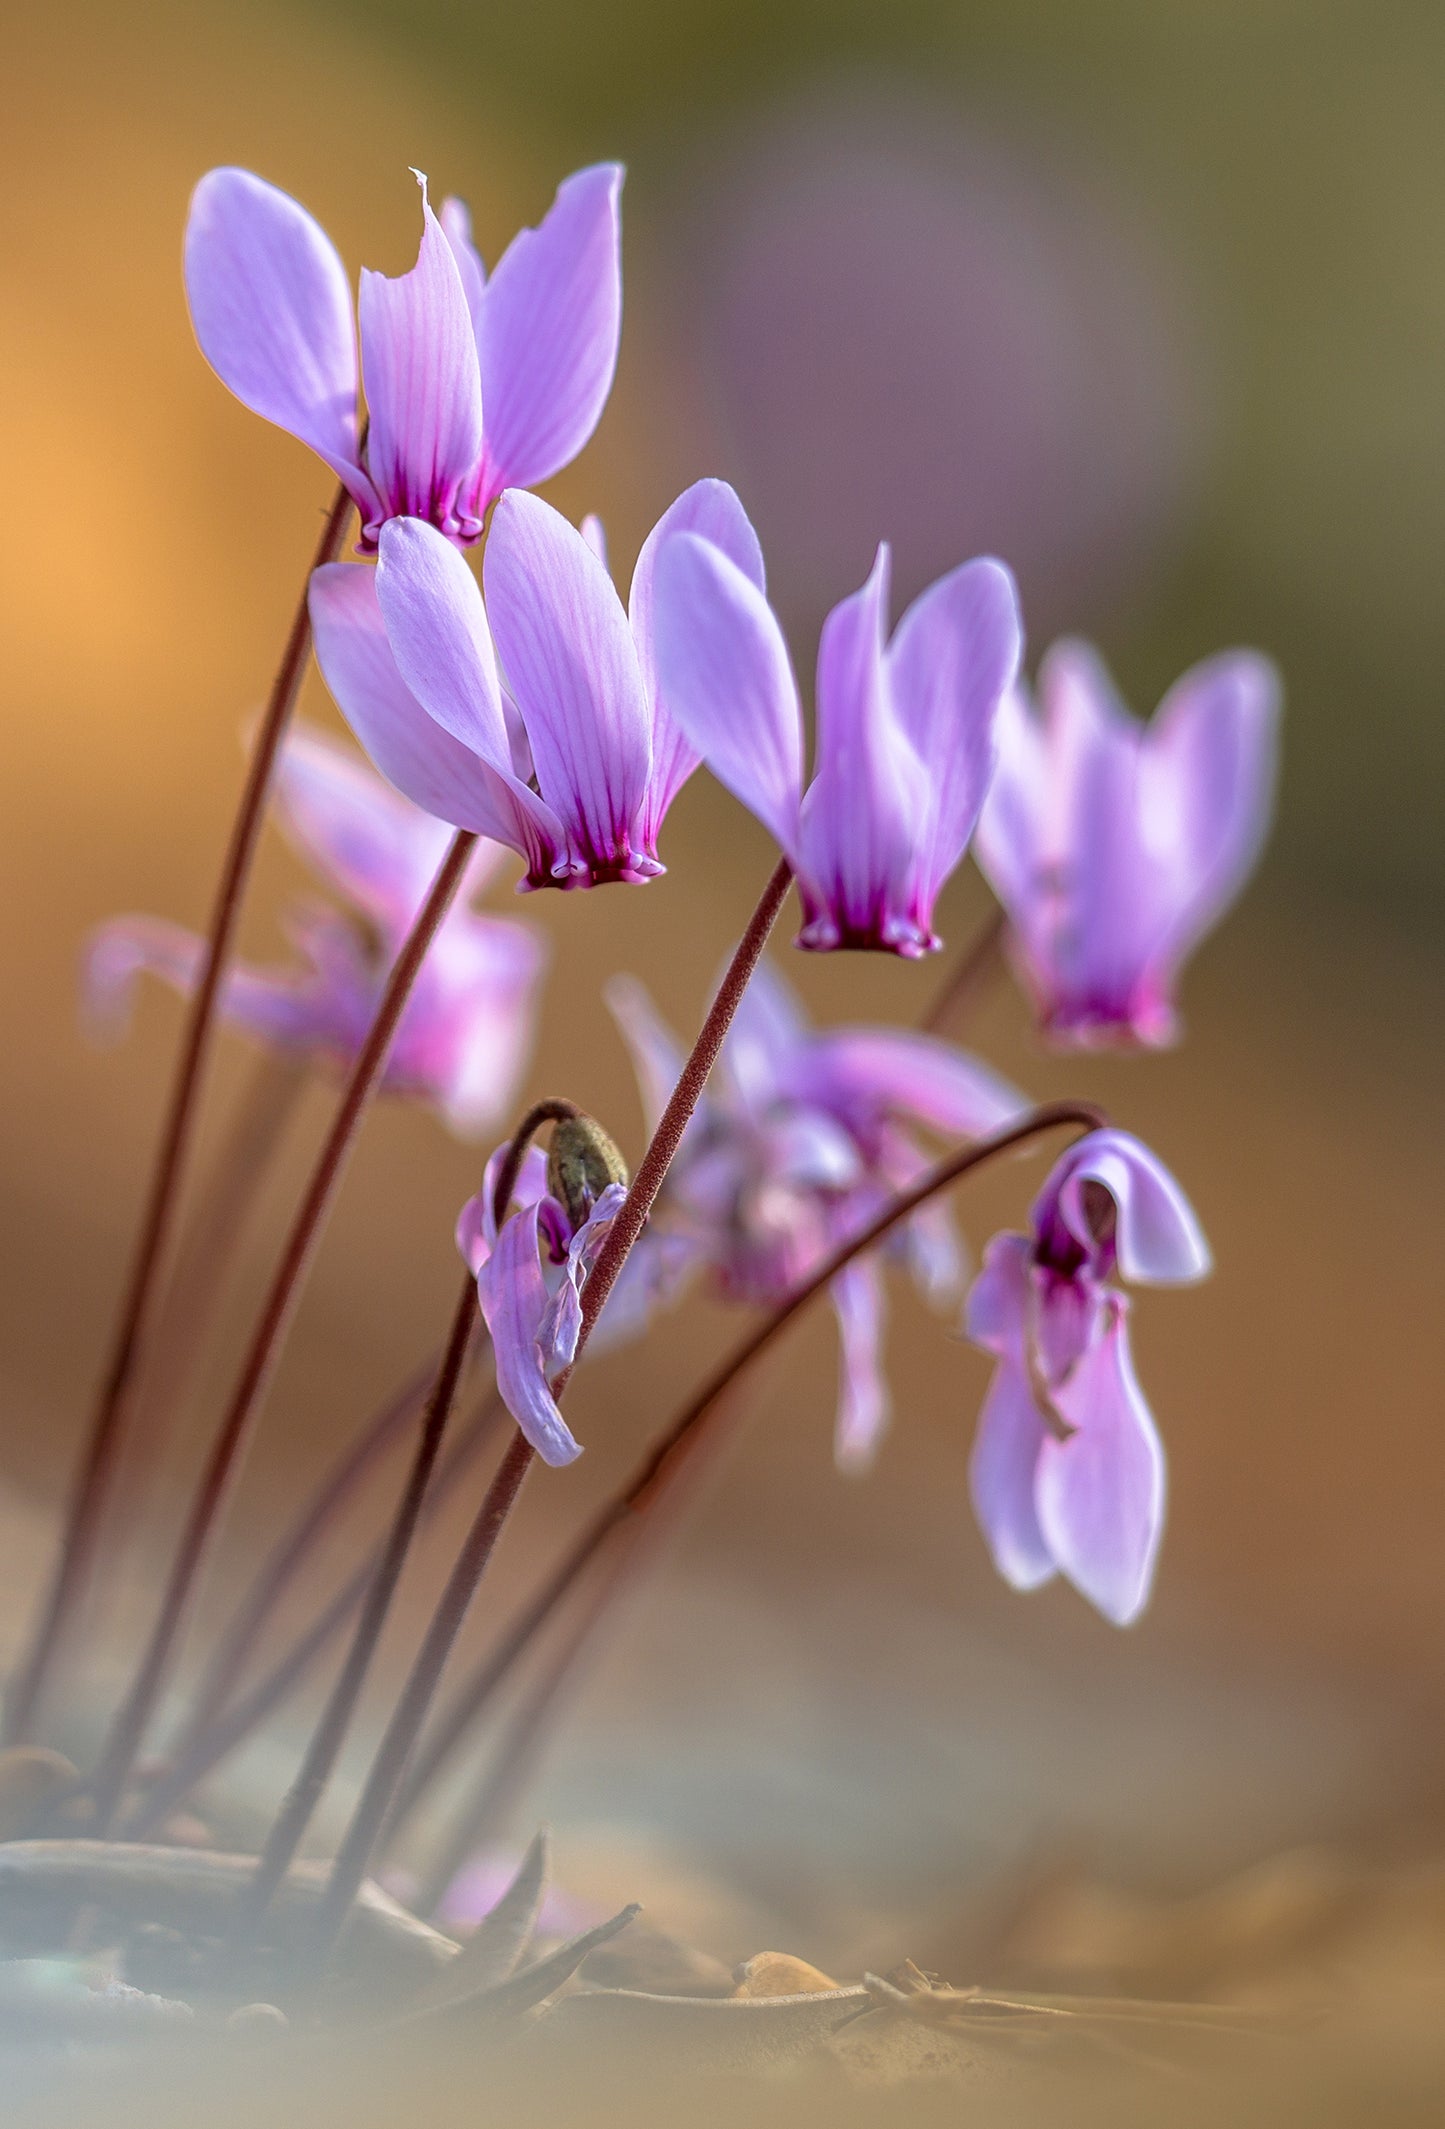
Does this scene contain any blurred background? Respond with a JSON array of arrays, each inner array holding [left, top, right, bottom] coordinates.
[[1, 0, 1443, 1980]]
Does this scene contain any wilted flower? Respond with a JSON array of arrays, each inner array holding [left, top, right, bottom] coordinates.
[[87, 727, 544, 1137], [975, 640, 1280, 1047], [309, 481, 760, 889], [651, 534, 1021, 955], [607, 959, 1027, 1468], [184, 163, 622, 549], [457, 1139, 627, 1465], [965, 1129, 1210, 1625]]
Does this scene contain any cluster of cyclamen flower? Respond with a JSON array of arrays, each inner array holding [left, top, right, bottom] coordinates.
[[92, 143, 1278, 1772]]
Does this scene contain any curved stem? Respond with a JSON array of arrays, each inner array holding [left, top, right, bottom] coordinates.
[[229, 1268, 480, 1949], [85, 828, 478, 1833], [386, 1100, 1106, 1843], [4, 480, 355, 1750]]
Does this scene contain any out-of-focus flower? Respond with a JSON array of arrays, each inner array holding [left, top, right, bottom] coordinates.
[[652, 534, 1020, 955], [86, 727, 544, 1137], [457, 1140, 627, 1465], [965, 1129, 1210, 1625], [429, 1846, 604, 1939], [607, 959, 1027, 1469], [310, 482, 760, 890], [184, 163, 622, 549], [976, 641, 1280, 1048]]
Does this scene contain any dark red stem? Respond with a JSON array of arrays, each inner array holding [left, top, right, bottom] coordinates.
[[4, 481, 354, 1749]]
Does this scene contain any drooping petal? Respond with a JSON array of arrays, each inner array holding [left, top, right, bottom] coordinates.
[[309, 563, 555, 864], [456, 1143, 549, 1274], [474, 1202, 583, 1466], [807, 1028, 1027, 1140], [886, 556, 1021, 901], [483, 492, 653, 881], [968, 1357, 1057, 1592], [1037, 1299, 1165, 1625], [652, 533, 804, 856], [273, 725, 457, 938], [630, 480, 767, 842], [1037, 1130, 1211, 1285], [438, 195, 487, 341], [184, 168, 369, 503], [1142, 650, 1281, 966], [963, 1232, 1033, 1360], [476, 164, 623, 504], [83, 915, 342, 1056], [604, 974, 689, 1136], [537, 1183, 627, 1376], [357, 175, 485, 547], [830, 1258, 891, 1473], [796, 547, 934, 955]]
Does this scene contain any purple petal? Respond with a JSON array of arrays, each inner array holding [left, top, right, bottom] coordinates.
[[973, 684, 1049, 946], [580, 513, 609, 567], [796, 547, 933, 954], [357, 174, 484, 546], [309, 562, 550, 859], [886, 557, 1021, 900], [604, 974, 688, 1135], [968, 1355, 1057, 1592], [1142, 650, 1281, 965], [84, 915, 334, 1055], [394, 913, 546, 1138], [475, 1202, 583, 1466], [483, 493, 652, 881], [374, 518, 510, 766], [963, 1232, 1032, 1360], [456, 1143, 549, 1272], [438, 195, 487, 340], [829, 1259, 891, 1473], [476, 164, 624, 504], [652, 532, 804, 855], [630, 480, 767, 842], [1037, 1299, 1165, 1625], [184, 168, 368, 503], [274, 725, 456, 938], [1038, 1129, 1210, 1285], [721, 958, 809, 1115], [807, 1028, 1027, 1140], [537, 1183, 627, 1374]]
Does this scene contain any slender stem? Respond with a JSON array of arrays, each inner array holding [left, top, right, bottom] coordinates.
[[919, 905, 1006, 1037], [116, 1053, 310, 1545], [120, 1387, 505, 1841], [229, 1269, 480, 1949], [4, 480, 355, 1750], [384, 1101, 1107, 1841], [85, 828, 479, 1833]]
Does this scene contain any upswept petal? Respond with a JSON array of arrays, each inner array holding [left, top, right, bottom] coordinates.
[[630, 480, 767, 839], [374, 518, 511, 765], [402, 916, 546, 1138], [1142, 650, 1281, 963], [455, 1143, 549, 1274], [184, 168, 367, 499], [796, 546, 932, 952], [968, 1357, 1057, 1591], [652, 533, 804, 855], [474, 1202, 583, 1466], [604, 975, 690, 1137], [83, 915, 336, 1054], [720, 958, 809, 1116], [886, 557, 1021, 896], [358, 175, 484, 545], [830, 1259, 891, 1473], [476, 164, 623, 503], [438, 196, 487, 341], [309, 563, 558, 863], [973, 685, 1049, 937], [1039, 1130, 1211, 1285], [809, 1028, 1027, 1140], [1037, 1299, 1165, 1625], [484, 493, 652, 878], [273, 725, 456, 937], [580, 514, 609, 566]]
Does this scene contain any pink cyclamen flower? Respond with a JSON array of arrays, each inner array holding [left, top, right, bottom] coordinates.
[[87, 727, 545, 1137], [975, 640, 1281, 1047], [457, 1144, 627, 1465], [965, 1129, 1210, 1625], [607, 958, 1027, 1468], [651, 533, 1021, 955], [184, 163, 622, 549], [309, 480, 762, 890]]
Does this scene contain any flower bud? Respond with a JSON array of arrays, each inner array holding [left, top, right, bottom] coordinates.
[[548, 1113, 629, 1229]]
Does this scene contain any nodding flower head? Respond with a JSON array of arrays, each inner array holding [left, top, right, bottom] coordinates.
[[965, 1128, 1210, 1626], [976, 640, 1281, 1048], [650, 532, 1022, 956], [184, 162, 623, 549], [457, 1123, 629, 1465], [606, 957, 1028, 1470], [85, 727, 544, 1138], [309, 480, 763, 893]]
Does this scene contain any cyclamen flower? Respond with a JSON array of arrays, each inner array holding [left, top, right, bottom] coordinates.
[[185, 163, 622, 549], [87, 728, 544, 1137], [309, 480, 763, 889], [965, 1129, 1210, 1625], [651, 534, 1021, 955], [975, 640, 1281, 1047], [456, 1144, 626, 1465], [607, 959, 1027, 1468]]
